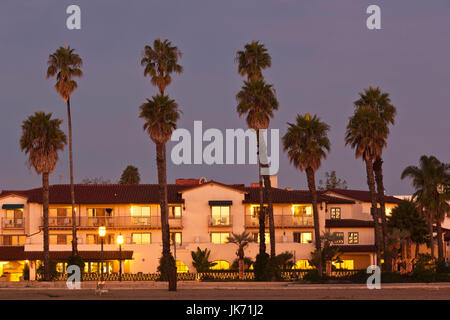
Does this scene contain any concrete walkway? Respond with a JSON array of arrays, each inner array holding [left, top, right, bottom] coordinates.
[[1, 281, 450, 290]]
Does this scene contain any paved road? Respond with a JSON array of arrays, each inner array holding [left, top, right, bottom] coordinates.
[[0, 287, 449, 300]]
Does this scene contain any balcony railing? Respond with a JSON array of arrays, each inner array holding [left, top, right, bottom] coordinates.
[[208, 215, 232, 227], [245, 215, 313, 228], [2, 218, 24, 229], [41, 216, 182, 229], [47, 217, 73, 227]]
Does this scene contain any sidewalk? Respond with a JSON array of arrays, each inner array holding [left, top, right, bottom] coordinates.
[[1, 281, 450, 290]]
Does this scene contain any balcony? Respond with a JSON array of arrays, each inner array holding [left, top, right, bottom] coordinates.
[[245, 215, 313, 228], [47, 217, 73, 227], [41, 216, 182, 229], [2, 218, 24, 229], [208, 215, 232, 227]]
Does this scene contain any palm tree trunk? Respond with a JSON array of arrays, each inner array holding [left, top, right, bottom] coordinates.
[[239, 258, 244, 280], [365, 159, 382, 267], [42, 172, 50, 281], [66, 98, 78, 255], [156, 142, 176, 291], [256, 130, 266, 254], [373, 156, 390, 270], [306, 167, 322, 276], [436, 220, 444, 262], [415, 241, 420, 259], [428, 213, 435, 259], [406, 238, 412, 272], [263, 175, 275, 258]]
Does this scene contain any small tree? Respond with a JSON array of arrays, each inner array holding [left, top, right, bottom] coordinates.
[[119, 165, 140, 184], [190, 247, 217, 273], [231, 257, 254, 271], [309, 232, 342, 275], [318, 171, 348, 190], [81, 176, 113, 184], [227, 232, 255, 280], [274, 251, 295, 270]]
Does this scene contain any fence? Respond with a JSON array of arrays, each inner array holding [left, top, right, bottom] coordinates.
[[42, 269, 362, 281]]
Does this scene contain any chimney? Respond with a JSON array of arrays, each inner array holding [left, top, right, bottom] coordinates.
[[250, 175, 278, 188], [269, 175, 278, 188]]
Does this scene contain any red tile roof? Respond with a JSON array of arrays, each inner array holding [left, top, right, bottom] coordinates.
[[325, 219, 374, 228], [243, 188, 355, 204], [326, 189, 401, 204], [0, 246, 133, 261], [331, 245, 376, 253], [0, 183, 369, 206], [0, 184, 187, 204]]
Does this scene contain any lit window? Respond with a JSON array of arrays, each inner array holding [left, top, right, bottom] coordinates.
[[175, 260, 189, 273], [211, 206, 230, 225], [50, 234, 72, 245], [333, 260, 354, 270], [334, 232, 344, 244], [385, 208, 392, 217], [292, 205, 311, 216], [293, 260, 313, 270], [348, 232, 359, 244], [211, 232, 230, 244], [250, 205, 267, 218], [132, 233, 151, 244], [210, 260, 230, 270], [1, 235, 26, 245], [170, 232, 182, 245], [330, 208, 341, 220], [131, 206, 151, 217], [252, 232, 270, 243], [293, 232, 312, 244], [169, 205, 182, 218]]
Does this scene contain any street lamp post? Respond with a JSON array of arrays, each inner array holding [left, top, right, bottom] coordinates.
[[98, 226, 106, 282], [117, 234, 124, 282]]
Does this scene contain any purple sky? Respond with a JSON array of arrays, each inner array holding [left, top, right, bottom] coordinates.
[[0, 0, 449, 194]]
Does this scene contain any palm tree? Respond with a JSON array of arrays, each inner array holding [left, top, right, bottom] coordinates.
[[345, 106, 388, 267], [141, 38, 182, 291], [141, 39, 183, 95], [388, 200, 429, 271], [282, 113, 330, 276], [227, 232, 255, 280], [236, 41, 271, 81], [354, 86, 396, 269], [119, 165, 140, 184], [46, 46, 83, 256], [139, 94, 181, 291], [190, 247, 217, 273], [236, 41, 277, 259], [20, 112, 67, 281], [401, 156, 450, 262], [236, 79, 278, 257]]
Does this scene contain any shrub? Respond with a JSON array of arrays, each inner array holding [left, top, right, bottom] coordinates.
[[435, 261, 450, 274], [157, 254, 176, 281], [191, 247, 217, 272], [67, 255, 85, 279], [22, 264, 30, 280], [303, 269, 328, 282], [411, 269, 435, 283], [231, 257, 254, 271], [381, 271, 406, 283], [36, 260, 59, 281], [254, 253, 270, 281], [344, 269, 368, 283]]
